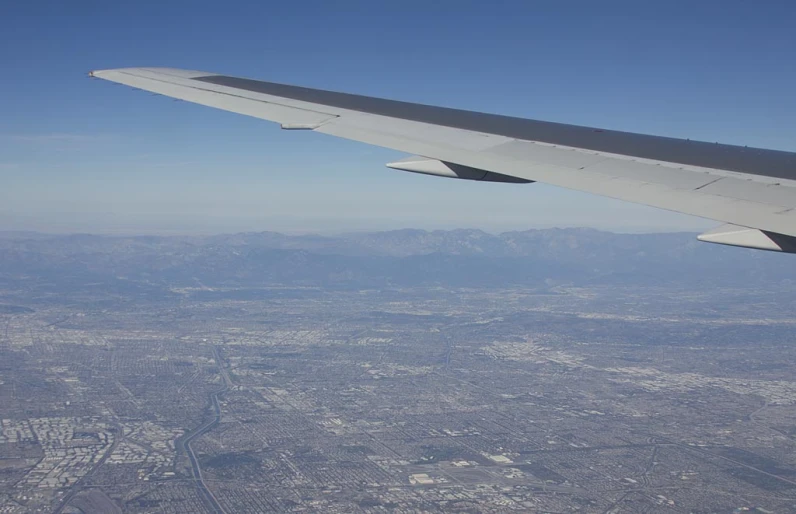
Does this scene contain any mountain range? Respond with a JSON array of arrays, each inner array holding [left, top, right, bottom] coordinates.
[[0, 229, 793, 297]]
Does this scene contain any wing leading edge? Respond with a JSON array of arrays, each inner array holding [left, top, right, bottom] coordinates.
[[90, 67, 796, 253]]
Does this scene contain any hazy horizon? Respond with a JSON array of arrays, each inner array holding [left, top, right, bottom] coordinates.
[[0, 216, 712, 238], [0, 181, 716, 237]]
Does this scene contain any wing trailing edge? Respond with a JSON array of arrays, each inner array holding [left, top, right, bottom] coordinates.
[[698, 224, 796, 253]]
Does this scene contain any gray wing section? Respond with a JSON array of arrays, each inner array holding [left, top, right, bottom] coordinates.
[[196, 74, 796, 182], [90, 67, 796, 253]]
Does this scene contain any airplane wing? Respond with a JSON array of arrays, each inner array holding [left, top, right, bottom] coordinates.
[[90, 67, 796, 253]]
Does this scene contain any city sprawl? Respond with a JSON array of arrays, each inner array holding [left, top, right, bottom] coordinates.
[[1, 228, 796, 513]]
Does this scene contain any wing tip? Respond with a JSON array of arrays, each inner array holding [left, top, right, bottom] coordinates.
[[88, 67, 216, 80], [88, 68, 118, 79]]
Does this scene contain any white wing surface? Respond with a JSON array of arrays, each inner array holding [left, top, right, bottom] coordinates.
[[90, 67, 796, 253]]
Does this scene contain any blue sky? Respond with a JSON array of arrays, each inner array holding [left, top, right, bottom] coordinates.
[[1, 0, 795, 234]]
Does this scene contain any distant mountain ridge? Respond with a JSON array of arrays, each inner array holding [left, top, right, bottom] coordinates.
[[0, 228, 793, 295], [0, 227, 697, 257]]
